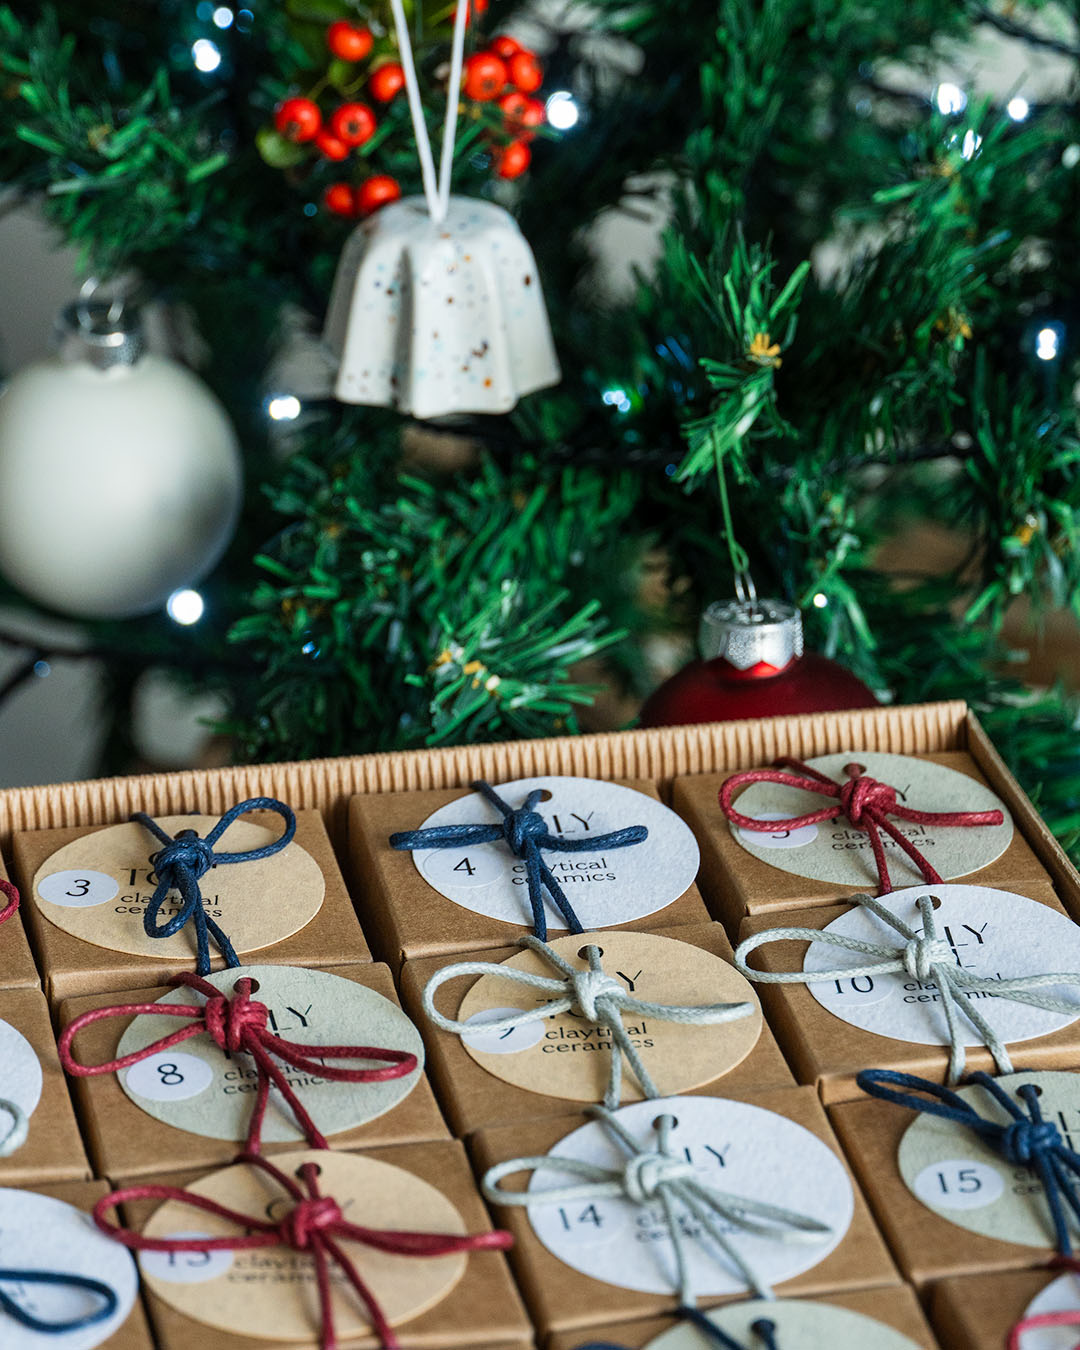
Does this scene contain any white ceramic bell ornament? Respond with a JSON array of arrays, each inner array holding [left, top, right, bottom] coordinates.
[[0, 293, 242, 619], [323, 0, 560, 419]]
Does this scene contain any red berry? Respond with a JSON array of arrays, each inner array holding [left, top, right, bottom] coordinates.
[[519, 96, 545, 132], [274, 97, 322, 143], [356, 174, 402, 215], [315, 130, 350, 161], [508, 50, 543, 93], [329, 101, 376, 147], [499, 91, 544, 138], [463, 51, 508, 101], [324, 182, 357, 216], [494, 139, 531, 179], [326, 21, 374, 62], [490, 35, 521, 60], [369, 63, 406, 102]]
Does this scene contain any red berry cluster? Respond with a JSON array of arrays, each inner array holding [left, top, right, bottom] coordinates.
[[462, 36, 546, 179]]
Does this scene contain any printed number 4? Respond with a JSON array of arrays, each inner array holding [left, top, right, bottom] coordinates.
[[939, 1168, 981, 1194], [558, 1204, 603, 1231], [452, 857, 476, 876]]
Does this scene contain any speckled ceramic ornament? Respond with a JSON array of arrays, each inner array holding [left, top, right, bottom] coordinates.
[[324, 195, 559, 417]]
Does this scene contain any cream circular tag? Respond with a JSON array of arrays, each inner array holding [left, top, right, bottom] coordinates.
[[803, 884, 1080, 1046], [410, 777, 700, 930], [727, 752, 1013, 886], [897, 1069, 1080, 1247], [140, 1148, 469, 1340], [643, 1298, 925, 1349], [1016, 1273, 1080, 1349], [454, 932, 761, 1102], [0, 1187, 139, 1350], [0, 1019, 43, 1127], [115, 964, 424, 1142], [32, 816, 324, 960], [527, 1095, 853, 1295]]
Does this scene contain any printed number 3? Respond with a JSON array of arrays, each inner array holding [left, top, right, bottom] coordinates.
[[65, 878, 92, 897]]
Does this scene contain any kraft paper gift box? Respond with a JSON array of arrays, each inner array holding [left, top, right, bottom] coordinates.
[[57, 959, 450, 1181], [5, 1176, 157, 1350], [12, 805, 372, 1005], [470, 1084, 898, 1339], [118, 1138, 534, 1349], [0, 849, 39, 991], [399, 920, 794, 1137], [929, 1266, 1074, 1349], [673, 751, 1056, 937], [0, 983, 90, 1185], [349, 779, 711, 970], [735, 883, 1080, 1105], [543, 1285, 941, 1350]]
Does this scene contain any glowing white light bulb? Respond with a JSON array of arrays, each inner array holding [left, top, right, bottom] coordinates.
[[1036, 327, 1060, 361], [812, 592, 829, 609], [935, 82, 966, 115], [267, 394, 302, 420], [545, 91, 580, 130], [961, 130, 982, 160], [1007, 96, 1029, 121], [166, 589, 205, 625], [212, 6, 234, 27], [192, 39, 222, 72]]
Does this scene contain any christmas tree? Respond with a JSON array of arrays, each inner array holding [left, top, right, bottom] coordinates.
[[2, 1, 1079, 852]]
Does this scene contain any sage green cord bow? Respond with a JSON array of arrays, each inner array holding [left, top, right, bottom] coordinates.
[[424, 936, 755, 1109], [0, 1098, 28, 1157], [482, 1105, 832, 1304], [734, 892, 1080, 1084]]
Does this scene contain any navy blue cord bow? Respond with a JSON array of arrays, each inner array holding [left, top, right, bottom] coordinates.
[[574, 1307, 779, 1349], [130, 798, 296, 975], [389, 780, 648, 941], [0, 1267, 118, 1334], [858, 1067, 1080, 1255]]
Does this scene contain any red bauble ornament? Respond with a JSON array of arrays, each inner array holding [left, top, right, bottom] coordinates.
[[324, 182, 358, 216], [330, 101, 376, 146], [356, 174, 402, 215], [274, 97, 322, 143], [326, 21, 374, 62], [463, 52, 508, 101], [507, 50, 543, 93], [490, 35, 522, 60], [315, 130, 350, 161], [639, 599, 877, 726], [369, 62, 406, 102], [494, 139, 531, 179]]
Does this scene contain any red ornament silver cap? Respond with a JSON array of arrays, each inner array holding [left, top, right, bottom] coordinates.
[[699, 598, 804, 670]]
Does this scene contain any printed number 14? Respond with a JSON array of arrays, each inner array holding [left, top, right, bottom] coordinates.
[[558, 1204, 603, 1231]]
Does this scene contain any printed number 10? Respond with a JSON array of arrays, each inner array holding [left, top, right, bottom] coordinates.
[[833, 976, 874, 995]]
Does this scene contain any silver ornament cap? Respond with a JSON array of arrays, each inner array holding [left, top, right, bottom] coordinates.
[[699, 598, 804, 670], [55, 297, 145, 370]]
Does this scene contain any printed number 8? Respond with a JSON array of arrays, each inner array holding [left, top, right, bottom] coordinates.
[[157, 1063, 185, 1086]]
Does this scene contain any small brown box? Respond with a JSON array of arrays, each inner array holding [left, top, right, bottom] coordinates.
[[674, 751, 1056, 936], [544, 1284, 941, 1349], [58, 961, 449, 1181], [736, 884, 1080, 1104], [122, 1139, 534, 1349], [350, 781, 711, 970], [7, 1177, 157, 1350], [929, 1267, 1064, 1349], [829, 1094, 1056, 1286], [0, 984, 89, 1185], [13, 807, 371, 1005], [471, 1084, 898, 1339], [0, 849, 39, 990], [399, 921, 795, 1137]]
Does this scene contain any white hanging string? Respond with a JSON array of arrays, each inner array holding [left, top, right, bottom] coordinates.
[[387, 0, 471, 224]]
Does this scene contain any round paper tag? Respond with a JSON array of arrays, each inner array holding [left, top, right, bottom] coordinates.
[[897, 1070, 1080, 1247], [803, 884, 1080, 1046], [114, 965, 424, 1142], [526, 1095, 853, 1295], [0, 1187, 138, 1350], [643, 1298, 924, 1349], [728, 752, 1013, 887], [140, 1148, 468, 1340], [0, 1019, 43, 1129], [32, 816, 324, 960], [409, 777, 700, 930], [454, 932, 762, 1102], [1016, 1273, 1080, 1349]]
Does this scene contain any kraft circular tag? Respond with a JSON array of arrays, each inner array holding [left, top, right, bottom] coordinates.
[[643, 1298, 924, 1349], [32, 816, 324, 960], [409, 777, 700, 931], [897, 1069, 1080, 1247], [728, 752, 1013, 886], [454, 931, 762, 1102], [0, 1187, 139, 1350], [803, 884, 1080, 1046], [140, 1148, 468, 1340], [114, 964, 424, 1142], [0, 1018, 43, 1130], [1017, 1273, 1080, 1348], [527, 1095, 853, 1295]]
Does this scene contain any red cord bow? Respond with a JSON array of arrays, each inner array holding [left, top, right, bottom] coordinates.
[[0, 879, 19, 925], [58, 972, 418, 1153], [94, 1152, 513, 1350], [719, 757, 1004, 894]]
